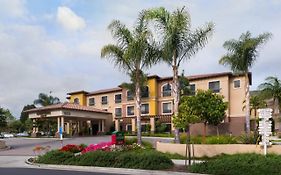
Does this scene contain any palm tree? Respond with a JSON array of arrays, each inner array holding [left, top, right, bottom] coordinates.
[[34, 93, 60, 106], [144, 7, 214, 143], [101, 11, 158, 145], [258, 76, 281, 130], [33, 93, 60, 136], [219, 31, 272, 138]]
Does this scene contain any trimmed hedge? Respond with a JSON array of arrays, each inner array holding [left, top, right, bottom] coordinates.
[[189, 153, 281, 175], [36, 149, 173, 170]]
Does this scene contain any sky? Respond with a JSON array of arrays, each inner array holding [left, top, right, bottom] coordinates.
[[0, 0, 281, 118]]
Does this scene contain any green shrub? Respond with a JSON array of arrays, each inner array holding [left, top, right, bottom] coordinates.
[[190, 153, 281, 175], [36, 150, 74, 164], [237, 133, 260, 144], [36, 149, 173, 170], [180, 134, 238, 144], [125, 138, 153, 149]]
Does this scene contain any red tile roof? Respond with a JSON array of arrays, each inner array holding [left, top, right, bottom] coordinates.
[[24, 102, 111, 114]]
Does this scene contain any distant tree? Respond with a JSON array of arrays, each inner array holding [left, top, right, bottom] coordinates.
[[0, 107, 7, 132], [258, 76, 281, 131], [219, 31, 272, 139], [34, 93, 60, 106], [8, 120, 23, 133], [20, 104, 36, 123]]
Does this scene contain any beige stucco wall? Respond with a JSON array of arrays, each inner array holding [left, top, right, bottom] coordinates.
[[156, 142, 281, 157], [87, 91, 122, 118], [229, 76, 246, 118]]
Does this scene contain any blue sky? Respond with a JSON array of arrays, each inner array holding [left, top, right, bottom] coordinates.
[[0, 0, 281, 117]]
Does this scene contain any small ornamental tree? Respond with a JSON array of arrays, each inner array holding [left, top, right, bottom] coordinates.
[[193, 90, 227, 142]]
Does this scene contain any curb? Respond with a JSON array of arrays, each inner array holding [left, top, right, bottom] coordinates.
[[0, 146, 11, 151], [25, 158, 204, 175]]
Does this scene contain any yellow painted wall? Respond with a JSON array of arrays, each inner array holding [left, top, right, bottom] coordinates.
[[69, 93, 87, 106], [147, 78, 157, 115]]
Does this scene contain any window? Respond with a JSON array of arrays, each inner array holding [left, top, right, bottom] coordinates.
[[101, 96, 108, 105], [162, 102, 172, 114], [189, 84, 196, 96], [141, 104, 149, 115], [127, 90, 133, 101], [234, 80, 241, 88], [115, 108, 122, 117], [162, 83, 171, 97], [127, 106, 134, 116], [141, 86, 149, 98], [115, 94, 122, 103], [209, 81, 220, 93], [74, 98, 79, 104], [88, 98, 95, 106]]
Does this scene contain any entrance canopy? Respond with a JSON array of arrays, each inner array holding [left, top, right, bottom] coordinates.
[[25, 102, 112, 137]]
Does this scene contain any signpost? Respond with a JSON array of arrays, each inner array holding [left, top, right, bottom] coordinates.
[[258, 108, 273, 155]]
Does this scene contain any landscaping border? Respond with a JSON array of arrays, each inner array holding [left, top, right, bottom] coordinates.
[[156, 142, 281, 157], [25, 157, 202, 175]]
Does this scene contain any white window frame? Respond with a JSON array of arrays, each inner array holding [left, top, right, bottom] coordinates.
[[161, 101, 173, 115], [141, 103, 149, 116], [208, 80, 221, 93], [126, 105, 135, 117], [101, 96, 108, 105], [88, 97, 95, 106], [161, 83, 172, 97], [114, 93, 122, 103], [233, 79, 241, 89], [115, 107, 122, 117], [126, 90, 134, 101]]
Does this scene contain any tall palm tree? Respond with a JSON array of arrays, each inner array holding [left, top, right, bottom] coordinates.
[[258, 76, 281, 130], [144, 7, 214, 143], [101, 11, 158, 145], [219, 31, 272, 138], [34, 93, 60, 106]]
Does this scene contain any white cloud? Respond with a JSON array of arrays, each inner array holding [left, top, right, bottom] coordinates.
[[56, 6, 86, 31], [0, 0, 27, 18]]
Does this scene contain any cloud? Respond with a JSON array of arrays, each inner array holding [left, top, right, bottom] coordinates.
[[56, 6, 86, 31], [0, 0, 27, 18]]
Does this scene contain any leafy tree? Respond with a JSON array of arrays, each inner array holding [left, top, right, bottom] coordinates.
[[0, 107, 7, 132], [219, 31, 272, 138], [34, 93, 60, 106], [8, 120, 23, 133], [101, 11, 158, 144], [20, 104, 36, 123], [145, 7, 214, 143]]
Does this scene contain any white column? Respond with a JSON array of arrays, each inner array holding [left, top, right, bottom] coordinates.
[[61, 117, 64, 132], [66, 122, 70, 134], [33, 119, 36, 133], [102, 120, 105, 132], [115, 120, 120, 131], [57, 117, 60, 133]]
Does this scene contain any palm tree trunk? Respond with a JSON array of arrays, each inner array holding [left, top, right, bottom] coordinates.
[[203, 122, 207, 144], [245, 73, 251, 139], [216, 126, 219, 137], [172, 64, 180, 143], [135, 70, 142, 145]]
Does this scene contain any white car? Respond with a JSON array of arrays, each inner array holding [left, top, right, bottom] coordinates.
[[3, 133, 14, 138], [16, 132, 29, 137]]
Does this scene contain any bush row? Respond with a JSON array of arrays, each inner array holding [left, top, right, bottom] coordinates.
[[36, 149, 173, 170], [189, 153, 281, 175]]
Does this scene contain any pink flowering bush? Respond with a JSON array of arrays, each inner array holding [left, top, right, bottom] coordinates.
[[82, 141, 113, 154]]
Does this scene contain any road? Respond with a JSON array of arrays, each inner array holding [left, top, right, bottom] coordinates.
[[0, 168, 121, 175], [0, 136, 111, 156]]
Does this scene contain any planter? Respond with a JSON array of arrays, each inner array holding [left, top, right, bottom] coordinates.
[[156, 142, 281, 157]]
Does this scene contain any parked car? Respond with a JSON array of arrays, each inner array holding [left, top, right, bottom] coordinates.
[[3, 133, 14, 138], [16, 132, 29, 137]]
